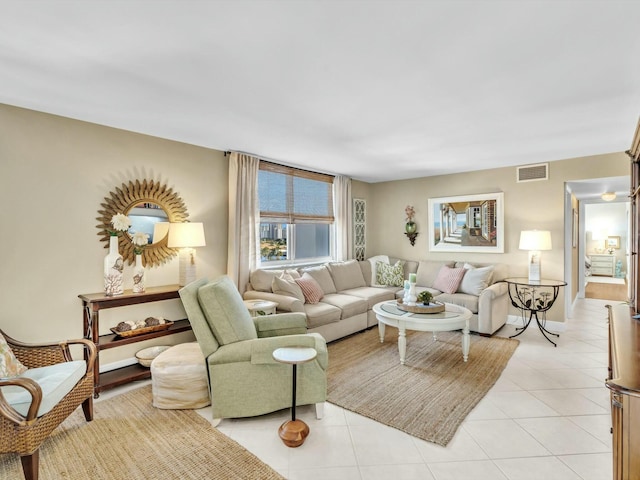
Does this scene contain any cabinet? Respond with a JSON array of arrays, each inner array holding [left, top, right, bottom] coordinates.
[[590, 254, 615, 276], [606, 303, 640, 480], [79, 285, 192, 397]]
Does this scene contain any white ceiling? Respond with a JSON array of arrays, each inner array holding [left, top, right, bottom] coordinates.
[[1, 1, 639, 183]]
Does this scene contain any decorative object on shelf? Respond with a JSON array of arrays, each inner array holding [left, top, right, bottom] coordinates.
[[135, 345, 171, 367], [519, 230, 552, 282], [97, 179, 189, 267], [110, 318, 173, 338], [404, 205, 419, 246], [132, 232, 149, 293], [103, 213, 130, 296], [168, 222, 206, 286]]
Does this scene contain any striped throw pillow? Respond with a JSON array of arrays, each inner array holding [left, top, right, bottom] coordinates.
[[295, 273, 324, 304]]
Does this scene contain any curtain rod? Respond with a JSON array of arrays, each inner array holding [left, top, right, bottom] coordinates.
[[223, 150, 336, 178]]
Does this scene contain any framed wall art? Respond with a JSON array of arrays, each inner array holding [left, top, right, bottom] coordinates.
[[427, 192, 504, 253]]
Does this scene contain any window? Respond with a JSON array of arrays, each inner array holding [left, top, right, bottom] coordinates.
[[258, 162, 334, 265]]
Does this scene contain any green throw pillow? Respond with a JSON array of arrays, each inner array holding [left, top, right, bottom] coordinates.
[[376, 261, 405, 287]]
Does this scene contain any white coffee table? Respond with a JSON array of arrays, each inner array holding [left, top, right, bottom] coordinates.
[[372, 300, 472, 364]]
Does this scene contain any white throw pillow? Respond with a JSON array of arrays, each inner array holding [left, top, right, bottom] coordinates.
[[271, 274, 305, 302], [458, 263, 494, 296]]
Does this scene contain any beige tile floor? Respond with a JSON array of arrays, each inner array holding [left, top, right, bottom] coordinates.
[[102, 297, 615, 480]]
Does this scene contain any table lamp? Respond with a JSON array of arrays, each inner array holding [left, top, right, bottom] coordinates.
[[519, 230, 552, 282], [168, 222, 206, 286]]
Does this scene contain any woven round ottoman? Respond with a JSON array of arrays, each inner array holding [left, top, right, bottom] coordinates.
[[150, 342, 210, 409]]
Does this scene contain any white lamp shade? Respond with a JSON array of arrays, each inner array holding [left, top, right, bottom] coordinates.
[[519, 230, 552, 251], [167, 222, 206, 248]]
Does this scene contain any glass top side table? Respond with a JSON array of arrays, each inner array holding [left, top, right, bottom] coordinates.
[[503, 277, 567, 347]]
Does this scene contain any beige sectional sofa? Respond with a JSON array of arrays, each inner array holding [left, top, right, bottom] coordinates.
[[243, 257, 510, 342]]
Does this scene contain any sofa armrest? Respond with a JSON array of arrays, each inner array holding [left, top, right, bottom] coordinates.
[[209, 333, 327, 368], [477, 281, 509, 335], [242, 290, 305, 313], [253, 312, 308, 338]]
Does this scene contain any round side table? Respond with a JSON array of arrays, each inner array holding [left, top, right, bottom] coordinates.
[[272, 346, 317, 447], [243, 299, 278, 317]]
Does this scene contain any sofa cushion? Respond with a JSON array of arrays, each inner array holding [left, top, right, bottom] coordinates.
[[416, 260, 455, 287], [272, 274, 305, 302], [435, 292, 479, 314], [303, 265, 337, 294], [303, 302, 342, 328], [376, 260, 405, 287], [433, 265, 466, 294], [197, 279, 258, 345], [0, 332, 27, 378], [328, 260, 367, 291], [458, 264, 494, 296], [295, 273, 324, 304], [2, 360, 86, 417], [320, 293, 368, 319], [341, 286, 396, 309], [249, 269, 284, 292]]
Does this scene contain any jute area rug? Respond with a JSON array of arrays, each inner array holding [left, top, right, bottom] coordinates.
[[0, 385, 284, 480], [327, 327, 519, 447]]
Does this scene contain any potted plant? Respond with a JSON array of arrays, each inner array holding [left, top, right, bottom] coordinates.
[[417, 291, 433, 305]]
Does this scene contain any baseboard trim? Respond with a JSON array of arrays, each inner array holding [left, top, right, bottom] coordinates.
[[99, 357, 137, 374]]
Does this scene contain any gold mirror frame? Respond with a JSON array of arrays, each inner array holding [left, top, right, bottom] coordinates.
[[97, 179, 189, 266]]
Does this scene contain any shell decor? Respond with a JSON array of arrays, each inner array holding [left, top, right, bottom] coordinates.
[[97, 179, 189, 267]]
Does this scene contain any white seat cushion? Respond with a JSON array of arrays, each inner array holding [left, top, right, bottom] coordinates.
[[1, 360, 86, 417]]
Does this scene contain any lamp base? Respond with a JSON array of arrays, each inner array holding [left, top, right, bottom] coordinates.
[[528, 250, 541, 282], [178, 248, 197, 286]]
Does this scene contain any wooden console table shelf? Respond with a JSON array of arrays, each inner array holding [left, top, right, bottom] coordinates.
[[79, 285, 191, 397], [606, 303, 640, 480]]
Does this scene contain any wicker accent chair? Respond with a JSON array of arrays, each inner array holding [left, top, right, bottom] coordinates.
[[0, 330, 96, 480]]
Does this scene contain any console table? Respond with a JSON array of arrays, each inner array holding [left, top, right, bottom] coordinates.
[[606, 303, 640, 479], [503, 277, 566, 347], [79, 285, 192, 397]]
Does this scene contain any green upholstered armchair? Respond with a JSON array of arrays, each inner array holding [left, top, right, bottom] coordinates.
[[179, 276, 328, 420]]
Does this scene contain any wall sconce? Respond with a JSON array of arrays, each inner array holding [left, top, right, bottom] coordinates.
[[405, 205, 418, 246], [168, 222, 206, 286], [519, 230, 552, 282]]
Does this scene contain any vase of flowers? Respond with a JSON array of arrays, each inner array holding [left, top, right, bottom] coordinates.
[[104, 213, 130, 296], [132, 232, 149, 293], [405, 205, 417, 233]]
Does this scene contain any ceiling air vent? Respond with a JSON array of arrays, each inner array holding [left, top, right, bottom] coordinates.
[[517, 163, 548, 183]]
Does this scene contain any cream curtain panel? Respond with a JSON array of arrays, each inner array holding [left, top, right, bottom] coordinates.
[[334, 174, 353, 261], [227, 152, 260, 293]]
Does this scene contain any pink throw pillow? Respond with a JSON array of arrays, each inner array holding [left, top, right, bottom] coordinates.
[[295, 273, 324, 304], [432, 266, 466, 294]]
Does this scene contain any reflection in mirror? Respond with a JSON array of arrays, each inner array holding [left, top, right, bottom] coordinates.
[[128, 203, 169, 244]]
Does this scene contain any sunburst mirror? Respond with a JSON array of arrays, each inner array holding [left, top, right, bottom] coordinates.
[[97, 179, 189, 266]]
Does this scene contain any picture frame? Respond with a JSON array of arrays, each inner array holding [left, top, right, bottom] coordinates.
[[572, 209, 578, 248], [427, 192, 504, 253], [607, 236, 621, 249]]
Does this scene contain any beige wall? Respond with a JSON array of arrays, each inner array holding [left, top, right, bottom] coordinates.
[[0, 102, 629, 359], [363, 153, 628, 322], [0, 104, 229, 363]]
